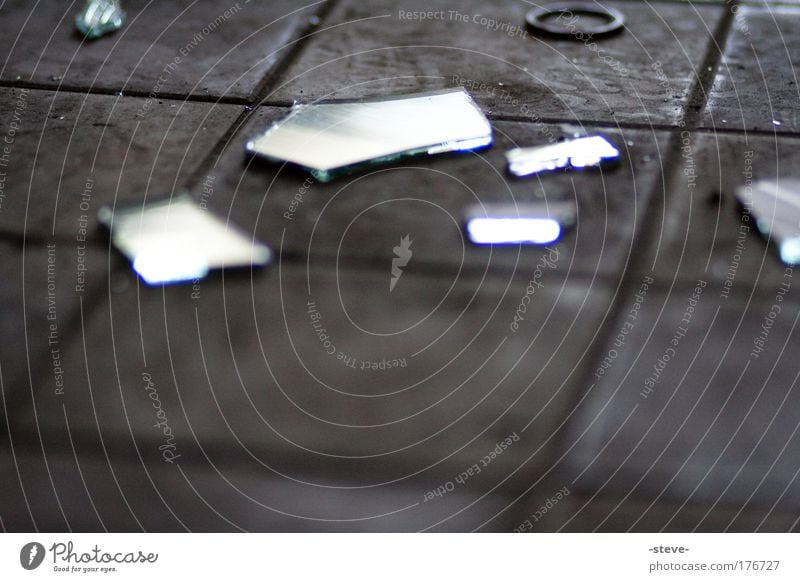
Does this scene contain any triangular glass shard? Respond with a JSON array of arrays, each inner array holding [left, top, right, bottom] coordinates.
[[75, 0, 125, 39], [245, 88, 493, 182], [98, 195, 272, 285]]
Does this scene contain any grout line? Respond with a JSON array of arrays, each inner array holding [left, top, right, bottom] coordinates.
[[0, 79, 251, 105], [486, 116, 800, 138], [546, 1, 739, 451], [691, 125, 800, 138], [246, 0, 341, 105], [0, 78, 295, 109], [682, 1, 739, 130], [180, 0, 341, 193], [3, 80, 798, 138]]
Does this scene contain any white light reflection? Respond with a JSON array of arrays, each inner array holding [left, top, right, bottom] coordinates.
[[133, 248, 209, 285], [467, 217, 562, 245], [506, 135, 620, 177], [779, 238, 800, 266]]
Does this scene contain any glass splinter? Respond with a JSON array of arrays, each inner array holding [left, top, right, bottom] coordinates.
[[98, 195, 272, 285], [245, 88, 493, 182], [506, 135, 620, 178], [465, 202, 576, 245], [75, 0, 125, 40], [736, 179, 800, 266]]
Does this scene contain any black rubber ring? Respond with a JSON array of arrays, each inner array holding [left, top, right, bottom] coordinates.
[[525, 3, 626, 39]]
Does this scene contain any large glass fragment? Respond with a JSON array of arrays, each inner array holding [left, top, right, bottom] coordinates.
[[506, 135, 620, 178], [465, 201, 576, 245], [75, 0, 125, 39], [245, 88, 493, 182], [98, 195, 272, 285], [737, 179, 800, 265]]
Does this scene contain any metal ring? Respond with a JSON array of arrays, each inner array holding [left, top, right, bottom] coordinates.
[[525, 3, 626, 39]]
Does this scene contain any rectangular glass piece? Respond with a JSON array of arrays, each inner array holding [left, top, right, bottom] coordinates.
[[98, 195, 272, 285], [506, 135, 620, 178], [465, 202, 575, 245], [245, 88, 492, 182], [737, 179, 800, 265]]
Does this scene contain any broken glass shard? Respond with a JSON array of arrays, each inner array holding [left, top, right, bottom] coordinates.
[[465, 201, 575, 245], [506, 135, 620, 178], [736, 179, 800, 265], [245, 88, 493, 182], [75, 0, 125, 40], [98, 195, 272, 285]]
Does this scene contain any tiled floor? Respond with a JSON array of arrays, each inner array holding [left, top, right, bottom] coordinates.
[[0, 0, 798, 531]]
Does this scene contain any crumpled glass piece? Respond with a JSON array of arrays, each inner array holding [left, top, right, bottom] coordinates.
[[737, 179, 800, 265], [98, 195, 272, 285], [246, 88, 493, 182], [465, 201, 576, 245], [75, 0, 125, 40], [506, 135, 620, 178]]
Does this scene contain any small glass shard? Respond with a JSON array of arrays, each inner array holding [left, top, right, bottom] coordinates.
[[506, 135, 620, 178], [98, 195, 272, 285], [75, 0, 125, 40], [245, 88, 493, 182], [736, 179, 800, 265], [465, 202, 575, 245]]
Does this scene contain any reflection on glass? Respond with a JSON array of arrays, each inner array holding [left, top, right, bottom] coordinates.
[[98, 195, 272, 285], [75, 0, 125, 39], [737, 179, 800, 265], [132, 248, 209, 285], [506, 135, 620, 178], [246, 88, 493, 182], [468, 218, 561, 245], [465, 202, 575, 245]]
